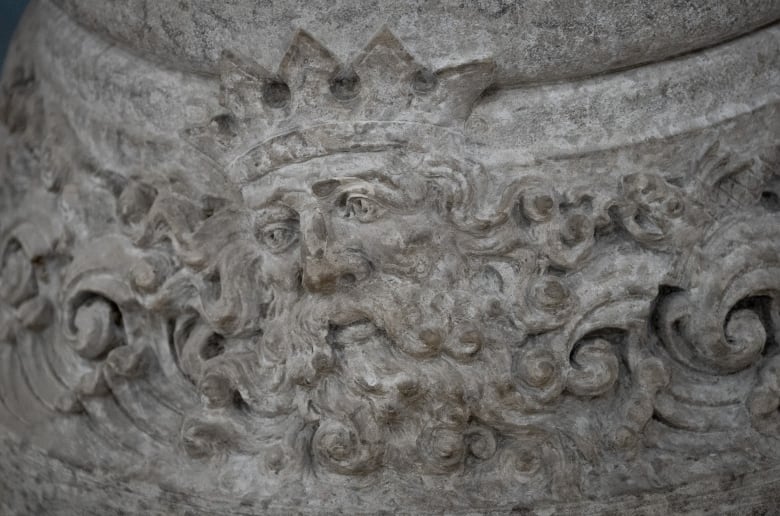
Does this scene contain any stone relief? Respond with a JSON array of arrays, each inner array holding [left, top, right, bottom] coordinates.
[[1, 3, 779, 513]]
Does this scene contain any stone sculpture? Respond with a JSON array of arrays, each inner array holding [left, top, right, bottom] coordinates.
[[1, 1, 779, 513]]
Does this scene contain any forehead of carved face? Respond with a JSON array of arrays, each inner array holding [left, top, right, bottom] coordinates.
[[242, 150, 470, 294]]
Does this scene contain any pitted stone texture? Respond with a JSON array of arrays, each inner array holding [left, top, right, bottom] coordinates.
[[1, 1, 780, 514], [51, 0, 780, 84]]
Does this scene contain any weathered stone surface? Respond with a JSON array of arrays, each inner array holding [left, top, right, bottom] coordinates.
[[1, 1, 779, 514], [49, 0, 780, 85]]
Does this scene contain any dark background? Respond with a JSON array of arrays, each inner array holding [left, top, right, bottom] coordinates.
[[1, 1, 29, 70]]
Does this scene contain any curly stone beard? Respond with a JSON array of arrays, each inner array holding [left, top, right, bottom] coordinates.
[[176, 150, 575, 479], [183, 247, 526, 477], [174, 152, 544, 475]]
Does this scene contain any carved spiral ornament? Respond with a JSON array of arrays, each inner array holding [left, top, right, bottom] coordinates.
[[1, 2, 780, 513], [313, 416, 384, 475]]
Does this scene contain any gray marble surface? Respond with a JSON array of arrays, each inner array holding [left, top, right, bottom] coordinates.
[[1, 1, 779, 513]]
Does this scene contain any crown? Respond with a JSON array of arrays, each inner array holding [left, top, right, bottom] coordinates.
[[182, 28, 495, 183]]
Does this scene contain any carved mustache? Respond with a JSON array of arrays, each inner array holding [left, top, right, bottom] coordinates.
[[268, 274, 498, 364]]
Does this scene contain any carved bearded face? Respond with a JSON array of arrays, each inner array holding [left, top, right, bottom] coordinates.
[[183, 149, 524, 477], [242, 150, 484, 357]]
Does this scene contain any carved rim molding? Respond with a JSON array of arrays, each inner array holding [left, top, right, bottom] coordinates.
[[0, 1, 779, 513]]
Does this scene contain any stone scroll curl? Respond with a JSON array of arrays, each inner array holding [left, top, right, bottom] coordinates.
[[1, 7, 780, 513]]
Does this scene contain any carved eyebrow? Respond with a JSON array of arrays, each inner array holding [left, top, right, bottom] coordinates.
[[255, 203, 299, 226], [243, 184, 306, 209], [354, 170, 401, 188], [311, 179, 341, 197], [311, 170, 401, 199], [312, 177, 410, 208]]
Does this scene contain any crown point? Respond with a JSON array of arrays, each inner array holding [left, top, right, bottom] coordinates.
[[277, 29, 340, 108], [360, 26, 407, 57], [279, 29, 339, 80], [281, 29, 336, 66], [184, 29, 495, 169], [354, 26, 416, 74], [425, 59, 496, 121]]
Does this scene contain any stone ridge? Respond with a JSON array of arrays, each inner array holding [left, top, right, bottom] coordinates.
[[49, 0, 780, 85], [1, 1, 779, 513]]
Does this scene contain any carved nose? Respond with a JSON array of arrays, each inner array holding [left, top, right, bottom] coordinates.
[[302, 254, 357, 292], [300, 210, 370, 293], [302, 250, 372, 293]]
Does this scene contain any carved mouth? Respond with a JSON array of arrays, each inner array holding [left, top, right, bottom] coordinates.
[[327, 317, 383, 348], [327, 309, 373, 328]]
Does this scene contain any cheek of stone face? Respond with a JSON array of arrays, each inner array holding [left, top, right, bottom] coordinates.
[[259, 253, 302, 293], [341, 214, 444, 274]]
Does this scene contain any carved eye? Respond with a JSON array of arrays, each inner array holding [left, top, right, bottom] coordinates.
[[343, 194, 383, 223], [260, 222, 299, 253]]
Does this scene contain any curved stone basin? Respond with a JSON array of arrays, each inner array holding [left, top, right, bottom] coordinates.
[[1, 1, 779, 513]]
